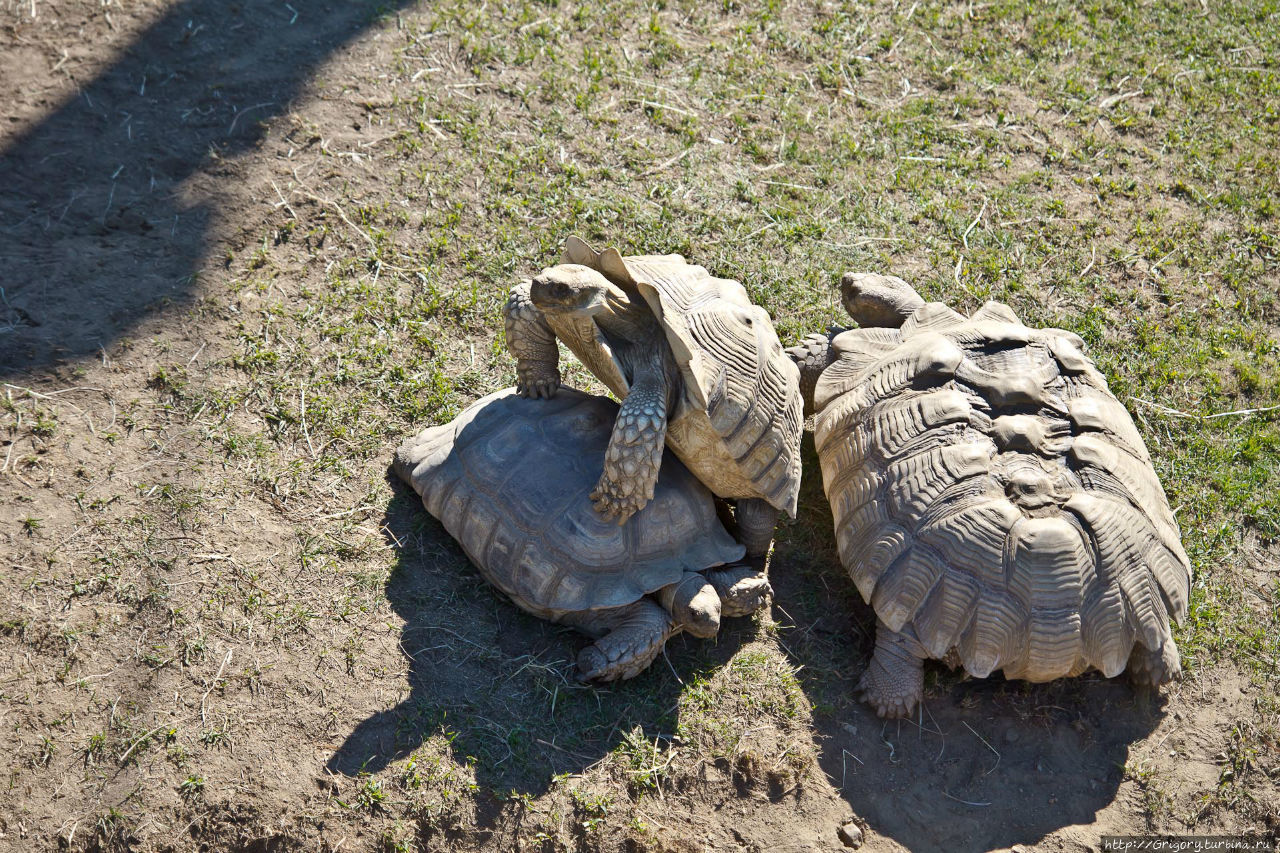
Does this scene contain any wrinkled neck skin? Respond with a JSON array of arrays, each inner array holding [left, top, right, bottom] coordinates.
[[589, 284, 653, 341], [591, 287, 679, 407]]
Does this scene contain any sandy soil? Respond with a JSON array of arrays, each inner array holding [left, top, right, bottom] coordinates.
[[1, 1, 1276, 851]]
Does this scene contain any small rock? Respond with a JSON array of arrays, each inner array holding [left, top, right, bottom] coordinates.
[[837, 822, 864, 849], [841, 723, 858, 737], [1004, 728, 1019, 744]]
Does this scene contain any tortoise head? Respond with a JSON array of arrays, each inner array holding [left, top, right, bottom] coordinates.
[[838, 273, 926, 328], [529, 264, 629, 317]]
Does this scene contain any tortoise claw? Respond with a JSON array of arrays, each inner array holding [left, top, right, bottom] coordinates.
[[515, 368, 560, 399], [590, 482, 642, 525]]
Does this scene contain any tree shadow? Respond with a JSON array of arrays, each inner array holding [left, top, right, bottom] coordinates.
[[0, 0, 414, 376], [770, 432, 1167, 852], [327, 473, 757, 800]]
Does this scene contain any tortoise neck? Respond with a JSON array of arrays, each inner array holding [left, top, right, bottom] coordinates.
[[593, 285, 655, 340]]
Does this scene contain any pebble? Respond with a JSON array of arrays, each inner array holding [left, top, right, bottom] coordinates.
[[837, 822, 863, 849]]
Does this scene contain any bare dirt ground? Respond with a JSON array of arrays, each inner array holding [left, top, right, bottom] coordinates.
[[2, 1, 1277, 851]]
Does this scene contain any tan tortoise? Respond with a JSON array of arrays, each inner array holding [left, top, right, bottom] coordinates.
[[394, 387, 771, 682], [788, 273, 1192, 718], [504, 237, 803, 560]]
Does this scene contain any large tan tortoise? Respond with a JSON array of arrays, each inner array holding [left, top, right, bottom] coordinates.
[[503, 237, 803, 560], [394, 387, 771, 682], [788, 273, 1192, 718]]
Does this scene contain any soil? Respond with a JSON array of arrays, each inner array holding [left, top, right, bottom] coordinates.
[[1, 2, 1277, 852]]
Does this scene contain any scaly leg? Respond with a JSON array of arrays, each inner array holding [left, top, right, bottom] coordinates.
[[858, 620, 927, 719], [734, 498, 779, 564], [703, 563, 772, 618], [566, 599, 677, 682], [1128, 625, 1182, 686], [591, 366, 669, 524], [504, 280, 561, 398], [784, 329, 841, 417]]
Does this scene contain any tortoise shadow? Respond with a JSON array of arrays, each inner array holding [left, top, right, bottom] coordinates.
[[0, 0, 416, 377], [769, 432, 1168, 852], [327, 472, 759, 802]]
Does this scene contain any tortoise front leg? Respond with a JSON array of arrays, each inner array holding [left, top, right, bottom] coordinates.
[[504, 280, 561, 399], [785, 330, 841, 417], [703, 563, 772, 618], [567, 599, 676, 682], [858, 620, 927, 719], [591, 366, 669, 524]]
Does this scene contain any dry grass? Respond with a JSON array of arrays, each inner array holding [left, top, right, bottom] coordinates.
[[1, 0, 1278, 850]]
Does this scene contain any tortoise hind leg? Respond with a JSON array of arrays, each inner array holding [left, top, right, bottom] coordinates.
[[735, 498, 779, 563], [566, 599, 676, 682], [1127, 626, 1182, 686], [858, 620, 927, 719]]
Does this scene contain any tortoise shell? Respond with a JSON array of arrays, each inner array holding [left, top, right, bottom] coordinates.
[[813, 300, 1191, 681], [545, 237, 804, 516], [394, 388, 746, 620]]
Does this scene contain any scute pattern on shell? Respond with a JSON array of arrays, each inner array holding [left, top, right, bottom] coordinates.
[[814, 300, 1191, 682], [560, 237, 804, 516], [394, 388, 745, 619]]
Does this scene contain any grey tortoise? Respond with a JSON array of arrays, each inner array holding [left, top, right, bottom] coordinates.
[[394, 387, 771, 682]]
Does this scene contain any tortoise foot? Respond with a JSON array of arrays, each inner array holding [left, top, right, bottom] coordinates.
[[515, 365, 561, 399], [589, 476, 648, 525], [1128, 639, 1182, 687], [704, 565, 772, 618], [575, 600, 675, 682], [857, 622, 924, 719], [591, 387, 666, 524]]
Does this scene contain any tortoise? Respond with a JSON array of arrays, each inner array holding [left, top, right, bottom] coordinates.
[[393, 387, 771, 682], [503, 237, 803, 559], [788, 273, 1191, 717]]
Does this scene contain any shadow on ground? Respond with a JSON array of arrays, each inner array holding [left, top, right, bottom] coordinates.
[[328, 475, 759, 799], [769, 433, 1167, 852], [0, 0, 414, 376], [331, 434, 1168, 848]]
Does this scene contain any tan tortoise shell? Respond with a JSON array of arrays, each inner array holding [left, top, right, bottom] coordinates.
[[812, 299, 1191, 682], [549, 237, 805, 518]]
